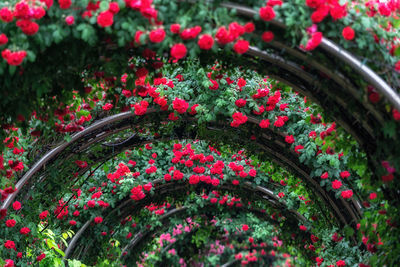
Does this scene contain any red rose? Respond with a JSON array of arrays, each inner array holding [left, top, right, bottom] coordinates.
[[12, 201, 21, 210], [16, 20, 39, 35], [306, 0, 323, 8], [36, 253, 46, 262], [262, 31, 274, 42], [94, 216, 103, 224], [109, 2, 120, 14], [149, 28, 166, 43], [65, 16, 75, 25], [259, 119, 270, 128], [170, 24, 181, 34], [332, 180, 342, 189], [4, 240, 15, 249], [39, 210, 49, 219], [233, 40, 249, 54], [4, 259, 14, 267], [341, 190, 353, 199], [244, 22, 255, 33], [0, 7, 14, 22], [172, 98, 189, 114], [285, 135, 295, 144], [5, 219, 16, 228], [321, 172, 329, 179], [336, 260, 346, 267], [342, 26, 355, 40], [295, 145, 304, 153], [299, 225, 307, 231], [58, 0, 72, 9], [0, 34, 8, 45], [242, 224, 249, 231], [305, 32, 323, 51], [259, 6, 275, 21], [170, 43, 187, 60], [20, 227, 31, 235], [311, 6, 329, 23], [330, 4, 347, 20], [392, 108, 400, 120], [198, 34, 214, 50], [235, 99, 246, 108], [209, 79, 219, 90], [102, 103, 113, 111], [97, 11, 114, 27], [340, 171, 350, 179]]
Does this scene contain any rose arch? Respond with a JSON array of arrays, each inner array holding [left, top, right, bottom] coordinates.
[[0, 0, 399, 266]]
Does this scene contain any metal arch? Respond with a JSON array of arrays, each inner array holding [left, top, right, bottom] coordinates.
[[64, 180, 307, 261], [2, 110, 362, 230], [221, 2, 400, 111]]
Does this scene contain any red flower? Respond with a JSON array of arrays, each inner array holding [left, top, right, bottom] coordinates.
[[20, 227, 31, 235], [393, 108, 400, 120], [340, 171, 350, 179], [168, 112, 179, 121], [102, 103, 113, 111], [198, 34, 214, 50], [305, 32, 323, 51], [0, 7, 14, 22], [244, 22, 255, 33], [173, 170, 184, 180], [233, 40, 249, 54], [143, 183, 152, 191], [75, 160, 88, 168], [336, 260, 346, 267], [382, 173, 394, 182], [170, 43, 187, 60], [231, 112, 248, 127], [94, 217, 103, 224], [4, 240, 15, 249], [149, 28, 166, 43], [295, 145, 304, 154], [170, 24, 181, 34], [299, 225, 307, 231], [109, 2, 120, 14], [259, 6, 275, 21], [12, 201, 21, 211], [341, 190, 353, 199], [39, 210, 49, 219], [2, 50, 27, 66], [285, 135, 295, 144], [395, 61, 400, 73], [16, 19, 39, 36], [65, 16, 75, 25], [172, 98, 189, 114], [321, 172, 329, 179], [0, 34, 8, 45], [330, 4, 347, 20], [342, 26, 355, 40], [97, 11, 114, 27], [259, 119, 270, 128], [5, 219, 16, 228], [369, 192, 377, 200], [332, 180, 342, 189], [262, 31, 274, 42], [164, 173, 172, 181], [242, 224, 249, 231], [278, 192, 285, 198], [311, 6, 329, 23], [235, 99, 246, 108], [4, 259, 14, 267], [306, 0, 323, 8], [274, 116, 286, 127], [36, 253, 46, 262], [209, 79, 219, 90], [133, 100, 149, 116], [189, 175, 200, 185], [58, 0, 72, 9], [189, 104, 199, 115]]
